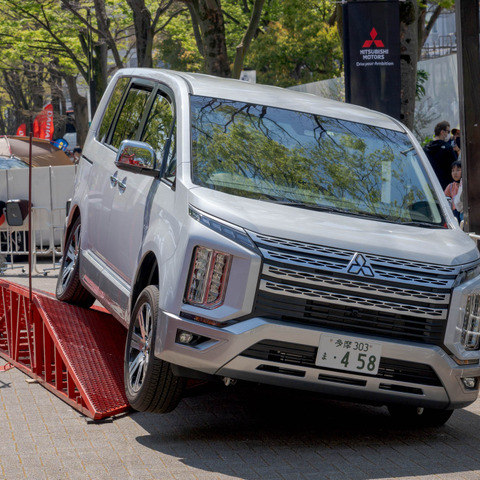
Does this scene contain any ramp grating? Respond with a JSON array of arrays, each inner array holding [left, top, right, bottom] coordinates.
[[0, 279, 130, 420]]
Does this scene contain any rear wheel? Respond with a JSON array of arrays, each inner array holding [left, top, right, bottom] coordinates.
[[56, 217, 95, 308], [388, 405, 454, 427], [125, 285, 185, 413]]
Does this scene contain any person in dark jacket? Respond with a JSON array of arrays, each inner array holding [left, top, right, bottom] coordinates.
[[423, 120, 458, 189]]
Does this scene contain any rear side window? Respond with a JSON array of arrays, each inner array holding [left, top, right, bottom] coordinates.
[[111, 87, 151, 149], [97, 77, 129, 143]]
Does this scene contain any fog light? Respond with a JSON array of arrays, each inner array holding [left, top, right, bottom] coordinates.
[[462, 377, 478, 390], [178, 331, 195, 344]]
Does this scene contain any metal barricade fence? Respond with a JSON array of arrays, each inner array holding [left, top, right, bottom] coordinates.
[[0, 165, 76, 274], [0, 206, 67, 274]]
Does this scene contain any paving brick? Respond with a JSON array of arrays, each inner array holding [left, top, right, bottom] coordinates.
[[4, 269, 480, 480]]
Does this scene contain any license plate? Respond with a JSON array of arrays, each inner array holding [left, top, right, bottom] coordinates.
[[315, 333, 382, 375]]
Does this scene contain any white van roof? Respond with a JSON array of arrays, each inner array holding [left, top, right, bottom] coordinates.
[[114, 68, 405, 132]]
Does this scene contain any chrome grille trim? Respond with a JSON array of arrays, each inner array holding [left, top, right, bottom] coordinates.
[[260, 279, 447, 319], [246, 230, 465, 344], [264, 265, 450, 305], [250, 231, 460, 288]]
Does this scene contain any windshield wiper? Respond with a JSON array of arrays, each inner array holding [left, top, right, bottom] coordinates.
[[398, 221, 445, 229], [268, 200, 395, 221], [268, 200, 349, 213], [400, 146, 416, 156]]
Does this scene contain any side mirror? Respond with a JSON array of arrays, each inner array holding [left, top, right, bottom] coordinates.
[[116, 140, 156, 171]]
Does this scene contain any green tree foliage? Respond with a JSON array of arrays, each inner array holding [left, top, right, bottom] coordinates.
[[0, 0, 93, 138], [245, 0, 341, 87], [157, 0, 268, 77], [154, 8, 204, 72], [158, 0, 341, 85], [0, 0, 136, 142], [0, 0, 454, 140]]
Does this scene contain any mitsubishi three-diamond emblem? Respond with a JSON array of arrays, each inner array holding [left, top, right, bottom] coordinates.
[[346, 253, 375, 277]]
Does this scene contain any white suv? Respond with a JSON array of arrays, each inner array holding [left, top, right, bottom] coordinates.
[[57, 68, 480, 426]]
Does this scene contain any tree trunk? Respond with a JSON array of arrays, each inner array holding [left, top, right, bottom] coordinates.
[[418, 4, 443, 59], [126, 0, 154, 68], [232, 0, 266, 79], [49, 67, 66, 138], [196, 0, 231, 77], [2, 70, 30, 133], [92, 0, 124, 69], [96, 42, 109, 97], [64, 75, 89, 148], [399, 0, 419, 130], [185, 1, 205, 57]]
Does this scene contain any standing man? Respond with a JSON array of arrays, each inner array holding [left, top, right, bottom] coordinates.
[[423, 121, 458, 189]]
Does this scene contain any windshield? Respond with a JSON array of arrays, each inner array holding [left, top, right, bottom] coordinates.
[[190, 96, 446, 227]]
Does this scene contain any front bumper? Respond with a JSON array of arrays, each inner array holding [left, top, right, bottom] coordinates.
[[155, 311, 480, 410]]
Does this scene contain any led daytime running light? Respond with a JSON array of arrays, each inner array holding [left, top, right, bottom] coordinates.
[[188, 205, 257, 252], [455, 264, 480, 287]]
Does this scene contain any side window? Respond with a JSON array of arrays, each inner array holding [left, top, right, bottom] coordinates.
[[110, 86, 152, 149], [97, 77, 129, 143], [141, 92, 176, 181]]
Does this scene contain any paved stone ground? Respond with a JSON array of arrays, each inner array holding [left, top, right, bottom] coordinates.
[[2, 257, 480, 480]]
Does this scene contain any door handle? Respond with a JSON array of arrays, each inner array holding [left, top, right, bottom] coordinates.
[[118, 177, 127, 194], [110, 171, 118, 187]]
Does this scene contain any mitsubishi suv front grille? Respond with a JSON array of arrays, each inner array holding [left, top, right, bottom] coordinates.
[[248, 231, 462, 345]]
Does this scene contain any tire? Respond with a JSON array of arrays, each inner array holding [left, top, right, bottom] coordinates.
[[125, 285, 185, 413], [56, 217, 95, 308], [387, 405, 454, 427]]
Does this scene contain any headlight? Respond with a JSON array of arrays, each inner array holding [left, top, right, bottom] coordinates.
[[185, 246, 232, 309], [454, 264, 480, 287], [462, 294, 480, 350]]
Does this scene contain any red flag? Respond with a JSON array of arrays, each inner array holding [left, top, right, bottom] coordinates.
[[16, 124, 26, 136], [33, 104, 54, 140]]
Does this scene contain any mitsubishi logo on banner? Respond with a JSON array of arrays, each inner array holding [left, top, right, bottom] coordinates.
[[362, 28, 384, 48], [358, 27, 391, 64], [347, 253, 375, 277], [342, 1, 401, 120]]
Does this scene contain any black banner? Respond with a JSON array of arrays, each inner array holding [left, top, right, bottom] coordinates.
[[343, 0, 401, 120]]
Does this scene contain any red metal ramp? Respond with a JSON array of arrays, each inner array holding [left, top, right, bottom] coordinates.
[[0, 279, 130, 420]]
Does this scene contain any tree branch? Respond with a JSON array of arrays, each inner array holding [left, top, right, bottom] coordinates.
[[232, 0, 266, 79]]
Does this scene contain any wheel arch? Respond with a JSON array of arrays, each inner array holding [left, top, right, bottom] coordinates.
[[64, 205, 81, 246], [131, 251, 159, 316]]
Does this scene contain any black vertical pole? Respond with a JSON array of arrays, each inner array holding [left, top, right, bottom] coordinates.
[[87, 8, 96, 119], [343, 2, 352, 105], [28, 121, 33, 310], [456, 0, 480, 234]]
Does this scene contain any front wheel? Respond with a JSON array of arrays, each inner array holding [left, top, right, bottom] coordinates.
[[125, 285, 185, 413], [56, 217, 95, 308], [387, 405, 454, 427]]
